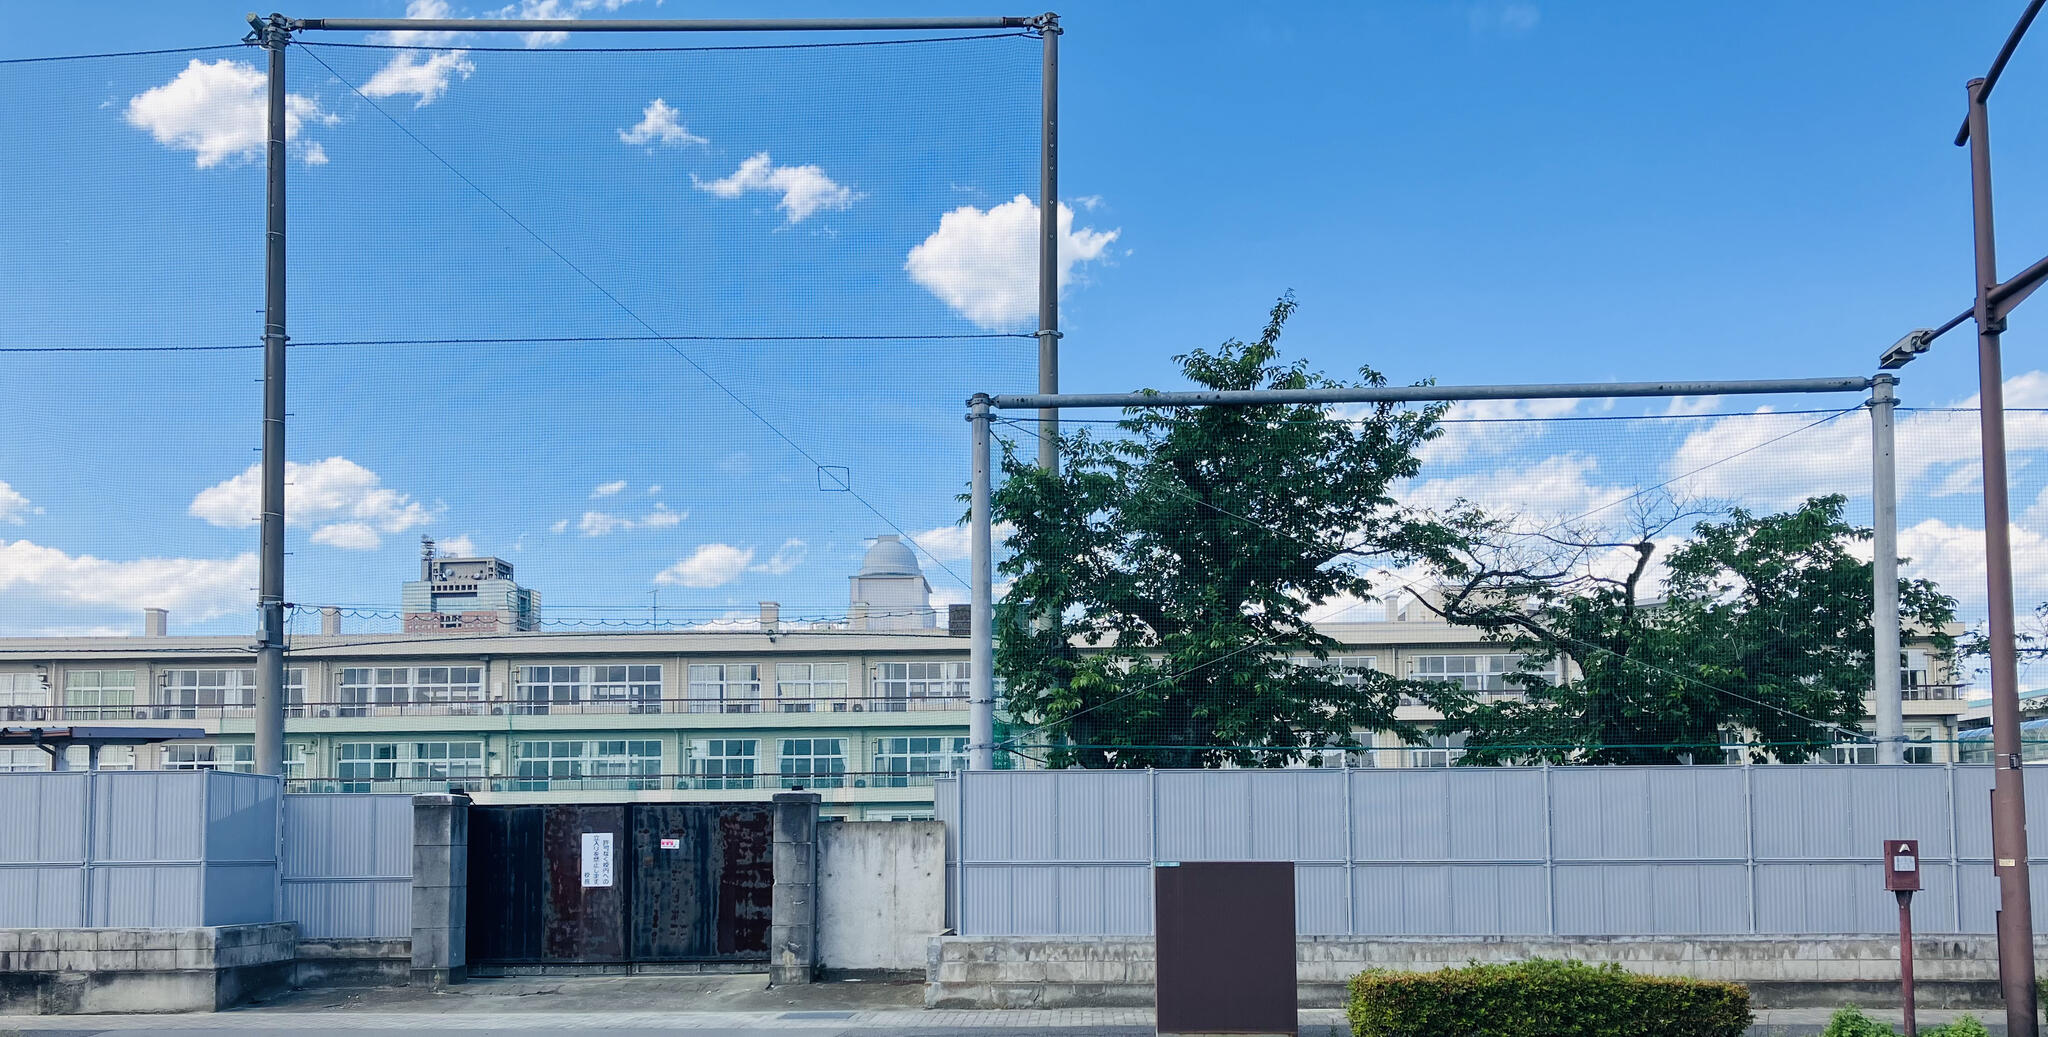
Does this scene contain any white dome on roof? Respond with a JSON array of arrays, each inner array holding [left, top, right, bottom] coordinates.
[[858, 535, 923, 578]]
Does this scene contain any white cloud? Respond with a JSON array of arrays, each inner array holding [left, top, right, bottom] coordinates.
[[591, 480, 627, 498], [436, 534, 478, 556], [125, 58, 336, 168], [1470, 2, 1540, 34], [618, 98, 705, 146], [362, 49, 475, 107], [656, 544, 755, 588], [0, 481, 40, 524], [189, 458, 439, 545], [0, 539, 256, 621], [377, 0, 470, 46], [905, 195, 1118, 330], [647, 484, 663, 495], [309, 522, 382, 551], [1899, 518, 2048, 618], [1663, 373, 2048, 510], [751, 539, 807, 575], [579, 510, 632, 536], [489, 0, 644, 46], [912, 520, 1018, 562], [577, 504, 684, 536], [1414, 397, 1583, 465], [695, 152, 854, 224], [1073, 194, 1104, 211], [550, 518, 570, 534], [1401, 453, 1631, 524]]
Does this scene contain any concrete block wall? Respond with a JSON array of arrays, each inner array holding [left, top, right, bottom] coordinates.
[[770, 792, 821, 986], [925, 934, 2048, 1010], [818, 820, 945, 974], [0, 922, 297, 1014], [410, 794, 468, 986]]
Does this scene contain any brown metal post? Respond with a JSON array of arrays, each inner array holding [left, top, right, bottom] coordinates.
[[1899, 890, 1918, 1037], [1965, 76, 2039, 1037]]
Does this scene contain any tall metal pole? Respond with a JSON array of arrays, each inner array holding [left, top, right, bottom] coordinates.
[[253, 13, 290, 778], [1034, 12, 1061, 473], [967, 394, 995, 771], [1964, 76, 2037, 1037], [1871, 373, 1903, 765]]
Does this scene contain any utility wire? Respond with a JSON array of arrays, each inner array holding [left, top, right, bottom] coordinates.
[[299, 44, 970, 590], [295, 32, 1036, 54], [0, 43, 243, 64]]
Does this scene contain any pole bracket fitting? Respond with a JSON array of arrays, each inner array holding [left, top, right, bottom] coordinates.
[[1023, 11, 1062, 34], [1033, 329, 1063, 340]]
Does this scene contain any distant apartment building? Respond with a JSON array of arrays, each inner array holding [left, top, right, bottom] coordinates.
[[0, 546, 1972, 803]]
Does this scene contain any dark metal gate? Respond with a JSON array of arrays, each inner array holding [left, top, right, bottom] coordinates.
[[467, 803, 772, 965]]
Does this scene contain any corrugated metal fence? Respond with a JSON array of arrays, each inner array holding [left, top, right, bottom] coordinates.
[[0, 770, 280, 927], [939, 765, 2048, 937], [281, 794, 414, 940]]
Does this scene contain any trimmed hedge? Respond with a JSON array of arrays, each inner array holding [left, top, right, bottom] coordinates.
[[1348, 959, 1752, 1037]]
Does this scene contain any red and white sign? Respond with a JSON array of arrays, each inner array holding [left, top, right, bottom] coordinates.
[[659, 837, 680, 850]]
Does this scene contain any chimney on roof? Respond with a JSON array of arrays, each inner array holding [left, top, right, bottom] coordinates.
[[143, 608, 168, 637], [849, 602, 869, 631], [759, 601, 780, 634], [321, 607, 342, 636]]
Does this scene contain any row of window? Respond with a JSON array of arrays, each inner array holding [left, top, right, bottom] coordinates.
[[160, 736, 970, 791], [1, 663, 970, 716]]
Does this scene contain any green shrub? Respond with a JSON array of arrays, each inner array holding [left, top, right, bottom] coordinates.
[[1347, 958, 1751, 1037], [1822, 1007, 1895, 1037], [1823, 1007, 1990, 1037]]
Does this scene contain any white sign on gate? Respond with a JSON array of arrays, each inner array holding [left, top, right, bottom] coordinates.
[[580, 832, 614, 888]]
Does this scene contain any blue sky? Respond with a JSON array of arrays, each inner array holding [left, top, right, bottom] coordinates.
[[4, 1, 2048, 648]]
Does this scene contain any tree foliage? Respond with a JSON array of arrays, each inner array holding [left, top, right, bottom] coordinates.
[[1433, 495, 1958, 764], [991, 295, 1468, 768]]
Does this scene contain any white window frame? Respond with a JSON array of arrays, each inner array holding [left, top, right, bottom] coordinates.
[[514, 739, 661, 790], [64, 669, 137, 719], [588, 664, 663, 714], [872, 661, 969, 712], [0, 672, 48, 716], [164, 742, 254, 772], [688, 664, 762, 714], [778, 737, 848, 789], [1409, 654, 1558, 695], [691, 738, 758, 789], [775, 662, 850, 713], [873, 736, 968, 786]]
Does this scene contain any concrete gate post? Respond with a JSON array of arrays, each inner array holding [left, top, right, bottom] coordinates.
[[770, 791, 822, 985], [411, 793, 469, 987]]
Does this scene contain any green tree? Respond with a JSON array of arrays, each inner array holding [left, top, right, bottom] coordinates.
[[1434, 495, 1958, 764], [991, 295, 1470, 768]]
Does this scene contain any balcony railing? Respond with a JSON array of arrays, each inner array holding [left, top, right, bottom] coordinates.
[[283, 769, 954, 794], [41, 694, 969, 722], [1902, 683, 1965, 702]]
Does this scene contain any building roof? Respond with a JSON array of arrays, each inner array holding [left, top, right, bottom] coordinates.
[[856, 535, 923, 578]]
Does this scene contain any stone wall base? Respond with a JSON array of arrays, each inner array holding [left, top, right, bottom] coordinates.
[[0, 923, 297, 1014], [927, 935, 2048, 1010], [295, 938, 413, 990]]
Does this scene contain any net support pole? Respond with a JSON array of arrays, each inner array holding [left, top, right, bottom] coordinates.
[[1869, 373, 1903, 765], [253, 12, 291, 778], [1963, 75, 2039, 1037], [967, 394, 996, 771], [1034, 12, 1061, 474]]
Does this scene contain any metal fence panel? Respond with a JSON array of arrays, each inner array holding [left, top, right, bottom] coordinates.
[[281, 794, 413, 939], [947, 765, 2048, 937]]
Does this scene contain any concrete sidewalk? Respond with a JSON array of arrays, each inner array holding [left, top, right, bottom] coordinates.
[[0, 974, 2021, 1035]]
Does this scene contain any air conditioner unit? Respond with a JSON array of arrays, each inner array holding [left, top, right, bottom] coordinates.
[[851, 704, 864, 712], [318, 708, 333, 718], [133, 710, 148, 720], [491, 706, 505, 716], [853, 779, 867, 788], [32, 708, 46, 722]]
